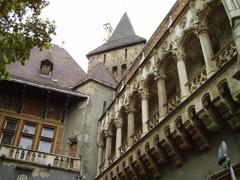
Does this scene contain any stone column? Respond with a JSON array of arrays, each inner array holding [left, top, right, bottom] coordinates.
[[221, 0, 240, 80], [97, 143, 104, 174], [126, 106, 135, 146], [196, 26, 216, 77], [115, 118, 123, 159], [140, 90, 149, 135], [154, 71, 167, 120], [175, 51, 189, 100], [104, 130, 112, 168]]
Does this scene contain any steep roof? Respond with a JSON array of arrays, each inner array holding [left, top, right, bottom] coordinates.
[[74, 62, 117, 89], [87, 13, 146, 57], [7, 45, 86, 90]]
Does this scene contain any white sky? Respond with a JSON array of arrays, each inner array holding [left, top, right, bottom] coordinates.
[[42, 0, 176, 72]]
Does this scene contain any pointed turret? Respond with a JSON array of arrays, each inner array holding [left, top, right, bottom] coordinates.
[[87, 13, 146, 57]]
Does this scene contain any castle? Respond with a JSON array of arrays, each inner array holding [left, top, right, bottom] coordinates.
[[0, 0, 240, 180]]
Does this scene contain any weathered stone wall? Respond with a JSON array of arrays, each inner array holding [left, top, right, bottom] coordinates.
[[0, 163, 78, 180], [64, 81, 115, 180], [88, 43, 145, 81]]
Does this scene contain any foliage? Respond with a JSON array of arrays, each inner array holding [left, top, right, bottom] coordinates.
[[0, 0, 56, 79]]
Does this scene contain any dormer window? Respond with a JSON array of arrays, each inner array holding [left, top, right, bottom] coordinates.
[[40, 59, 53, 76]]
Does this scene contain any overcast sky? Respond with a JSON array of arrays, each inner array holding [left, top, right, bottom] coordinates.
[[42, 0, 176, 72]]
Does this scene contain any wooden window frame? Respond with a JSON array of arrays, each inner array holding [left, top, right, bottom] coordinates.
[[18, 121, 37, 149], [0, 117, 19, 146], [0, 116, 57, 154], [37, 125, 56, 153]]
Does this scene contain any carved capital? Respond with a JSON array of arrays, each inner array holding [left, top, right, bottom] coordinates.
[[115, 119, 123, 128], [153, 70, 167, 81], [125, 105, 136, 113], [139, 89, 150, 100], [195, 24, 209, 36], [173, 50, 185, 62], [104, 129, 113, 137]]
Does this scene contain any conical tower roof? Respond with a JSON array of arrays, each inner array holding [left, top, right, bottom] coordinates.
[[87, 13, 146, 57]]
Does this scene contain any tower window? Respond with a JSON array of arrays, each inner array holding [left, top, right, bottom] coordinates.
[[121, 64, 127, 77], [103, 101, 107, 113], [112, 66, 118, 80], [125, 49, 127, 59], [104, 54, 106, 63]]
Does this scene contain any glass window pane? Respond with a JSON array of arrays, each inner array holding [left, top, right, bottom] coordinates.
[[41, 127, 54, 138], [19, 136, 33, 149], [38, 140, 52, 153], [1, 133, 14, 145], [23, 123, 36, 135], [5, 120, 17, 131]]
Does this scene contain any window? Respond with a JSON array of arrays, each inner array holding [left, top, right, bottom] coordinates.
[[112, 66, 118, 80], [41, 64, 51, 76], [103, 54, 106, 63], [19, 136, 33, 149], [125, 49, 127, 59], [39, 140, 52, 153], [121, 64, 127, 77], [70, 141, 77, 157], [0, 119, 18, 145], [23, 123, 36, 135], [0, 117, 57, 154], [38, 127, 54, 153], [19, 122, 36, 149], [41, 127, 54, 138], [102, 101, 107, 113], [40, 59, 53, 76]]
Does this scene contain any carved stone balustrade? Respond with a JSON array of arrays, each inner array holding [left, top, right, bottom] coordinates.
[[187, 66, 207, 94], [147, 113, 160, 131], [213, 40, 237, 69], [0, 145, 81, 172], [119, 141, 128, 155], [109, 153, 116, 165], [165, 91, 181, 113], [132, 128, 143, 144]]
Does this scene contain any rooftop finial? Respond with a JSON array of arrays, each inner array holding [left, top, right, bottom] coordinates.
[[103, 23, 113, 42]]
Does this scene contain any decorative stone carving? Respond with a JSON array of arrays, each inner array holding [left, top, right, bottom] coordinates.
[[213, 41, 237, 69], [180, 17, 187, 29], [115, 119, 123, 128], [17, 174, 28, 180], [146, 61, 152, 72]]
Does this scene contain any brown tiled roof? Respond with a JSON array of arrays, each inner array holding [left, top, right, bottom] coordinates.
[[74, 62, 117, 89], [86, 13, 146, 57], [7, 45, 86, 90]]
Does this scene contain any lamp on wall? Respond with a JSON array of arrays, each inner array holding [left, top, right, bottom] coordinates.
[[218, 141, 237, 180]]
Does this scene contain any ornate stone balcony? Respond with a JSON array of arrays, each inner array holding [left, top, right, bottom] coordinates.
[[0, 145, 81, 173], [214, 40, 237, 70], [95, 41, 239, 179]]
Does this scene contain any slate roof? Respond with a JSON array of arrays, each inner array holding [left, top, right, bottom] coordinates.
[[74, 62, 117, 89], [87, 13, 146, 57], [7, 45, 86, 91]]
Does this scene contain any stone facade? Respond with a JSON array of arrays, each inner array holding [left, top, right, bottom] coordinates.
[[95, 0, 240, 179], [88, 43, 144, 82]]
